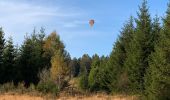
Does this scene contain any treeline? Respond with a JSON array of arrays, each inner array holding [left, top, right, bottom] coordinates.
[[0, 0, 170, 99]]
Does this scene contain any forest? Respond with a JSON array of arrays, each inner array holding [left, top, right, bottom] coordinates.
[[0, 0, 170, 100]]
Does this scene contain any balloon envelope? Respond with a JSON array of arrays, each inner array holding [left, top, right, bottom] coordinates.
[[89, 19, 95, 27]]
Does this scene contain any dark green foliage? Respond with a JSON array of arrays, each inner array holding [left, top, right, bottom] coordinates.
[[105, 17, 134, 92], [0, 28, 5, 84], [37, 68, 58, 95], [124, 0, 153, 92], [0, 1, 170, 98], [88, 55, 109, 92], [144, 3, 170, 100], [79, 54, 91, 90], [88, 54, 100, 91], [13, 45, 22, 83], [69, 58, 80, 77], [19, 28, 46, 85], [144, 15, 161, 99], [3, 37, 15, 83], [79, 64, 88, 90], [80, 54, 92, 74], [37, 81, 58, 95]]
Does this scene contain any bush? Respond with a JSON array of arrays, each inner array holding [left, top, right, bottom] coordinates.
[[37, 68, 59, 95], [79, 74, 88, 90], [37, 81, 58, 95]]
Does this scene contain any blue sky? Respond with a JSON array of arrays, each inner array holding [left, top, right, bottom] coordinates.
[[0, 0, 169, 58]]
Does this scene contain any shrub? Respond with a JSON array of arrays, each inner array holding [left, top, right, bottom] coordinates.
[[37, 81, 58, 95], [79, 74, 88, 90]]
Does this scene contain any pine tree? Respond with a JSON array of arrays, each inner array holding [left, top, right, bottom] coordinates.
[[69, 58, 80, 78], [145, 3, 170, 100], [124, 0, 152, 92], [0, 27, 5, 83], [105, 16, 134, 92], [13, 44, 21, 83], [19, 29, 46, 85], [80, 54, 92, 74], [144, 15, 161, 99], [88, 54, 100, 91], [79, 54, 91, 90], [3, 37, 15, 82], [95, 56, 110, 92]]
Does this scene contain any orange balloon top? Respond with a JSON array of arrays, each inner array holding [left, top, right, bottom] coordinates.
[[89, 19, 95, 27]]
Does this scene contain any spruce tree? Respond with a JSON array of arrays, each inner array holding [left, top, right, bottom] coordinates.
[[106, 16, 134, 92], [0, 27, 5, 83], [19, 29, 46, 85], [69, 58, 80, 78], [124, 0, 152, 92], [88, 54, 100, 91], [79, 54, 91, 90], [145, 3, 170, 100], [80, 54, 91, 74], [144, 15, 161, 99], [3, 37, 15, 82]]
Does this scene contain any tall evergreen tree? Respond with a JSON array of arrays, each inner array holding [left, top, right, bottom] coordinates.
[[144, 15, 161, 99], [124, 0, 152, 92], [69, 58, 80, 78], [105, 16, 134, 92], [80, 54, 91, 74], [0, 27, 5, 83], [19, 29, 46, 85], [13, 44, 21, 83], [88, 54, 100, 91], [79, 54, 91, 90], [145, 3, 170, 100], [3, 37, 15, 83]]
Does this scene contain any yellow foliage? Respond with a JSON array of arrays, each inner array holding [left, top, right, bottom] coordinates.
[[50, 51, 68, 81], [43, 31, 64, 57]]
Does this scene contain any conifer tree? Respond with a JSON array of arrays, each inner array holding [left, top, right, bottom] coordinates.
[[144, 15, 161, 99], [124, 0, 152, 92], [80, 54, 91, 74], [19, 29, 46, 85], [69, 58, 80, 78], [79, 54, 91, 90], [88, 54, 100, 91], [3, 37, 15, 82], [0, 27, 5, 83], [145, 3, 170, 100], [105, 16, 134, 92]]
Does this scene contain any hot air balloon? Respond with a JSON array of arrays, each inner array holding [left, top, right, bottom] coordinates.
[[89, 19, 95, 27]]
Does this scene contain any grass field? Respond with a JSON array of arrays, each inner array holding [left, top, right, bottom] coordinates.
[[0, 93, 139, 100]]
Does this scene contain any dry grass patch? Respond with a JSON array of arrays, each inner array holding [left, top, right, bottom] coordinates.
[[0, 93, 139, 100]]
